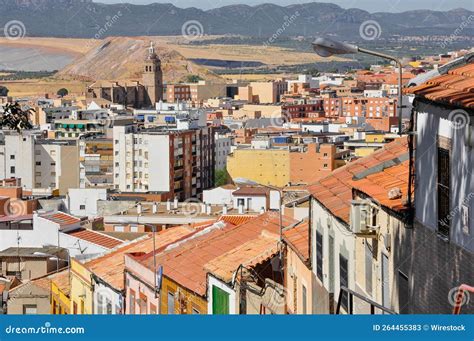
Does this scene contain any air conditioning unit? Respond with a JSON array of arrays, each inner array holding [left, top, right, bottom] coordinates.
[[350, 200, 370, 234]]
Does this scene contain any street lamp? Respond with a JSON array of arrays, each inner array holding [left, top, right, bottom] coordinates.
[[312, 37, 403, 135]]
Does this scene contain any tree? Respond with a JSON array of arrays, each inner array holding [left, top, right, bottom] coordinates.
[[57, 88, 69, 97], [186, 74, 203, 83], [1, 102, 33, 132], [0, 86, 9, 96], [214, 168, 229, 187]]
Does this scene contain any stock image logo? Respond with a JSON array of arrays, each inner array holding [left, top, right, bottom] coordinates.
[[359, 20, 382, 40], [181, 20, 204, 41], [448, 109, 470, 130], [3, 20, 26, 41]]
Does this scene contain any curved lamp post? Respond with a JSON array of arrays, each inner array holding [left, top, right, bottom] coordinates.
[[312, 37, 403, 135]]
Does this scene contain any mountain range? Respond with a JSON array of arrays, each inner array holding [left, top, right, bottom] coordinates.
[[0, 0, 473, 39]]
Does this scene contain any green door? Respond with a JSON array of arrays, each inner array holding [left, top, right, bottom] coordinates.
[[212, 286, 229, 314]]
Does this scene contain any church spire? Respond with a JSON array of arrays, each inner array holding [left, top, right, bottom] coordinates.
[[147, 41, 157, 60]]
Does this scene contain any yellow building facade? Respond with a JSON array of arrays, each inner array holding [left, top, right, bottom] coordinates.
[[70, 259, 93, 315], [227, 149, 290, 187], [160, 276, 208, 315]]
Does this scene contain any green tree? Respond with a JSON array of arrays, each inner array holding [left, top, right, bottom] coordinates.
[[57, 88, 69, 97], [1, 102, 33, 132], [186, 74, 203, 83], [215, 168, 228, 187], [0, 86, 9, 96]]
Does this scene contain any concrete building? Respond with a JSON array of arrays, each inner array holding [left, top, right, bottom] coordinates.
[[227, 143, 342, 187], [113, 123, 214, 199], [214, 132, 232, 171], [0, 132, 80, 195], [0, 246, 68, 281]]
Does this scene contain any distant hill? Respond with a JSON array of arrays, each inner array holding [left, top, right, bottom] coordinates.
[[0, 0, 472, 39], [56, 36, 222, 82]]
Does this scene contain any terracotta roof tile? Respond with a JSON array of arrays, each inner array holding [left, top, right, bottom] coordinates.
[[85, 226, 195, 290], [405, 59, 474, 108], [138, 212, 297, 296], [41, 212, 81, 228], [68, 229, 123, 249], [49, 270, 70, 297], [307, 137, 409, 224], [282, 221, 309, 262]]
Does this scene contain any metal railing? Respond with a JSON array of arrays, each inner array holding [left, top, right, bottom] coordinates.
[[336, 286, 397, 315]]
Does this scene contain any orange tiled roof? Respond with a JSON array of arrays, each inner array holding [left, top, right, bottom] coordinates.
[[219, 214, 257, 226], [68, 229, 123, 249], [283, 221, 309, 263], [204, 231, 279, 282], [405, 61, 474, 108], [85, 226, 194, 290], [41, 212, 80, 228], [307, 137, 408, 224], [49, 270, 70, 297], [138, 212, 297, 296], [352, 160, 409, 212]]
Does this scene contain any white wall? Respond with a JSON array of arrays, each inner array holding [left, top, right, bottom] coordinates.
[[93, 282, 123, 315], [233, 195, 267, 212], [68, 188, 107, 217], [202, 187, 234, 206]]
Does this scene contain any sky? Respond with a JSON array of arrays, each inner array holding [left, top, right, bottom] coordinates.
[[97, 0, 474, 12]]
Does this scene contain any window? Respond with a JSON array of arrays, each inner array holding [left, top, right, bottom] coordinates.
[[23, 304, 37, 314], [437, 147, 450, 239], [316, 231, 323, 281], [167, 292, 175, 315], [10, 155, 14, 160], [10, 166, 15, 174], [35, 161, 41, 166], [79, 205, 86, 210], [339, 254, 349, 312]]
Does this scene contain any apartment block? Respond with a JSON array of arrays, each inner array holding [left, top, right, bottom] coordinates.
[[0, 132, 80, 195], [113, 123, 214, 199]]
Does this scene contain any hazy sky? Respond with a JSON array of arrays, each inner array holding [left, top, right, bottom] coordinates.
[[97, 0, 474, 12]]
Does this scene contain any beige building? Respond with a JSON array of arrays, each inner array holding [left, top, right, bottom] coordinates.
[[0, 247, 68, 280], [237, 81, 287, 103], [189, 81, 226, 102], [0, 132, 80, 195], [7, 277, 52, 314]]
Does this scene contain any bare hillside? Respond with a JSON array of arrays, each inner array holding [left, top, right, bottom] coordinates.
[[56, 37, 221, 83]]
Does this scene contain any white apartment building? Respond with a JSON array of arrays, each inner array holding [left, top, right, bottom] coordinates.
[[0, 131, 80, 195], [215, 132, 232, 171], [113, 123, 214, 199]]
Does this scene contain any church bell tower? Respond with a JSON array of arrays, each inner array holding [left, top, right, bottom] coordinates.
[[142, 42, 163, 106]]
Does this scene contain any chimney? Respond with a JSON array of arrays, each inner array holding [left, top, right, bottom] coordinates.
[[206, 204, 212, 215], [222, 204, 228, 215], [201, 202, 207, 214], [260, 207, 265, 214], [166, 200, 171, 211], [238, 204, 244, 214], [137, 202, 142, 215], [152, 202, 158, 214]]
